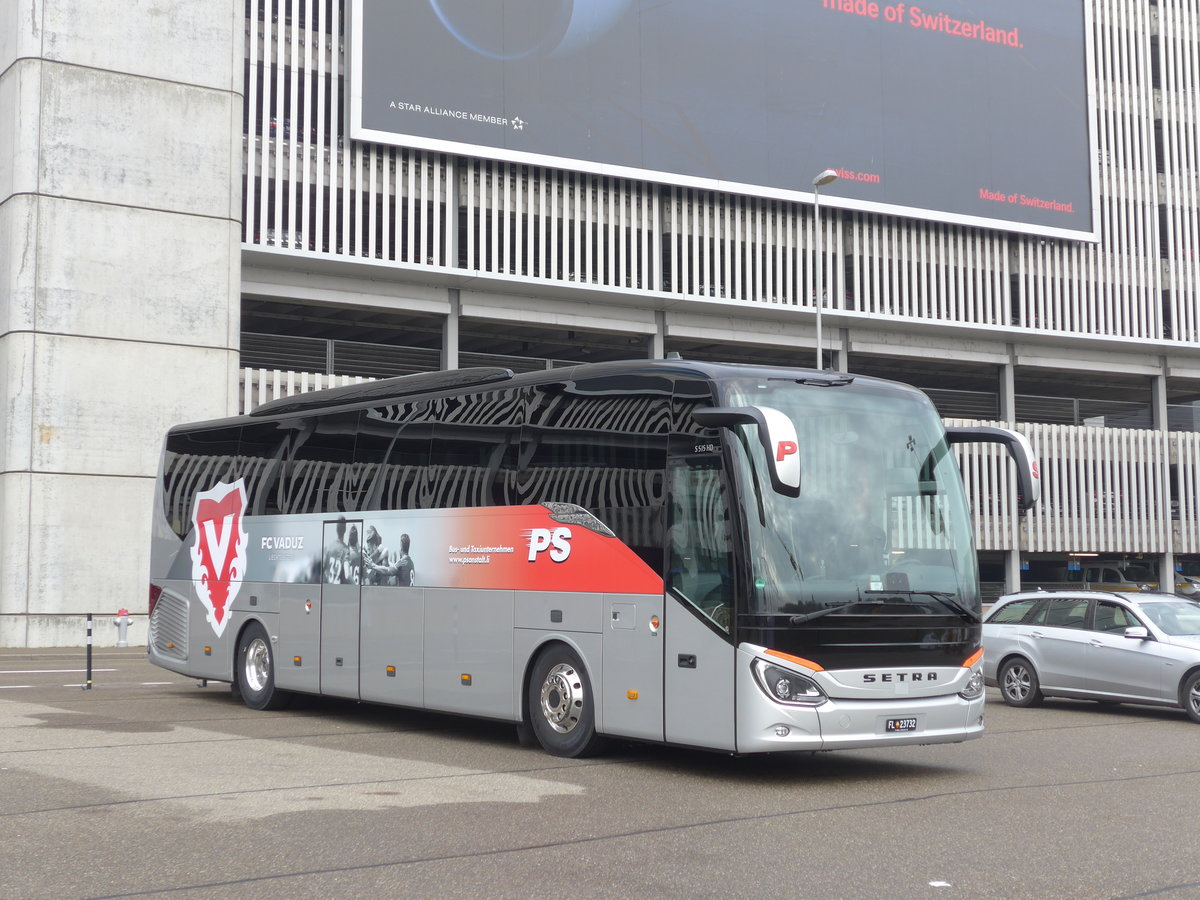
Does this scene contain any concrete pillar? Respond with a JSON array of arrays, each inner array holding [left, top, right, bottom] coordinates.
[[650, 311, 665, 359], [0, 1, 243, 646], [1152, 368, 1169, 431], [443, 289, 460, 370], [1005, 550, 1023, 594], [1153, 368, 1175, 591], [999, 347, 1016, 424], [835, 328, 850, 373]]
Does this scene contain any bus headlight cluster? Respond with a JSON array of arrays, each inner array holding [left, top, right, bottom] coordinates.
[[752, 659, 827, 706], [958, 668, 984, 701]]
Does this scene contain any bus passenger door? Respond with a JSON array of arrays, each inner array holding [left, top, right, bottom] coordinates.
[[663, 457, 737, 751], [320, 518, 362, 699]]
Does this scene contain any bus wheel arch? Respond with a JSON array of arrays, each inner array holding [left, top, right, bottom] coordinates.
[[524, 641, 607, 758], [234, 619, 292, 711]]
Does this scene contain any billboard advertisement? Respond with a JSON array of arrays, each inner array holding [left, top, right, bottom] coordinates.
[[348, 0, 1096, 241]]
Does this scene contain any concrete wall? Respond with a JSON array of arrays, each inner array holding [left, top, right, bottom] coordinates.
[[0, 1, 242, 646]]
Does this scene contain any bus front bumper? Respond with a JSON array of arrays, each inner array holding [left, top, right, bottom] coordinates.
[[736, 691, 985, 753]]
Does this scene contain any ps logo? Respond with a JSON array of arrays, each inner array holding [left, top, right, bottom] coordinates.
[[528, 527, 572, 563]]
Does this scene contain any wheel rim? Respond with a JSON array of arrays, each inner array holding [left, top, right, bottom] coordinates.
[[539, 663, 585, 734], [244, 637, 271, 693], [1003, 664, 1031, 701], [1188, 680, 1200, 717]]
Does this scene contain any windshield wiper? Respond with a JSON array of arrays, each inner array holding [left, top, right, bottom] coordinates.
[[862, 589, 981, 623], [789, 603, 858, 624]]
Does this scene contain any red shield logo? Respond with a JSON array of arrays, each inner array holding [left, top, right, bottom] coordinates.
[[189, 480, 248, 637]]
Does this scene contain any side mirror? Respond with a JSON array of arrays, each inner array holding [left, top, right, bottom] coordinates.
[[693, 405, 801, 497], [1123, 626, 1151, 640], [945, 425, 1041, 511]]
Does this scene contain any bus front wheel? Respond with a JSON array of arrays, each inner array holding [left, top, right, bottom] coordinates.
[[236, 621, 291, 711], [527, 645, 606, 758]]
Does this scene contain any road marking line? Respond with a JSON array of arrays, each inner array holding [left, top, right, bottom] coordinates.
[[0, 668, 118, 675], [0, 685, 34, 690]]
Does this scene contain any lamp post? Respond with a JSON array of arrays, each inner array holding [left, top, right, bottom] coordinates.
[[812, 168, 838, 370]]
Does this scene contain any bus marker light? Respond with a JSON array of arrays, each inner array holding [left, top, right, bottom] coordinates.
[[204, 646, 212, 656], [386, 666, 396, 677], [649, 616, 660, 633], [961, 647, 984, 668], [461, 674, 472, 686], [627, 690, 638, 700], [305, 601, 312, 613], [765, 649, 825, 672], [293, 656, 302, 666], [166, 642, 174, 649]]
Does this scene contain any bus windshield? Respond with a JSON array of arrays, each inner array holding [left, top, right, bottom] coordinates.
[[722, 377, 980, 621]]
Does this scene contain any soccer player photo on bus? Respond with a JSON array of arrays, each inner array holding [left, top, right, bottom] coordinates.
[[323, 517, 361, 584], [363, 524, 416, 586]]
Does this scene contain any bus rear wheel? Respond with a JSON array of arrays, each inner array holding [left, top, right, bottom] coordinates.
[[527, 645, 606, 758], [236, 621, 291, 711]]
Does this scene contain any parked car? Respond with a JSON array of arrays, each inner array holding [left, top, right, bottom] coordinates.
[[1081, 561, 1200, 597], [982, 590, 1200, 722]]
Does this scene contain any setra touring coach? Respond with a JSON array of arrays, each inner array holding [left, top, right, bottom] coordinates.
[[147, 359, 1038, 757]]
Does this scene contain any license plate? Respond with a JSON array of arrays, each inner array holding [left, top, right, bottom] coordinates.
[[886, 717, 919, 733]]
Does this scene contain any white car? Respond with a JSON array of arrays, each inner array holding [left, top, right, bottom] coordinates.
[[982, 590, 1200, 722]]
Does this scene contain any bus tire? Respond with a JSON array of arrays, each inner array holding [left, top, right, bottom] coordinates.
[[236, 621, 291, 711], [527, 644, 606, 758]]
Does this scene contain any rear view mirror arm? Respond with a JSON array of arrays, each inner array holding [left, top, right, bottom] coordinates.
[[945, 425, 1041, 512]]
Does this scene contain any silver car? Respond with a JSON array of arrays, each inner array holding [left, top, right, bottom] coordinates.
[[983, 590, 1200, 722]]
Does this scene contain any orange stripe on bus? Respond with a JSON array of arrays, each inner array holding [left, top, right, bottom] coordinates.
[[765, 649, 824, 672], [962, 647, 984, 668]]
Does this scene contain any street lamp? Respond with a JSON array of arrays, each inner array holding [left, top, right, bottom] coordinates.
[[812, 168, 838, 370]]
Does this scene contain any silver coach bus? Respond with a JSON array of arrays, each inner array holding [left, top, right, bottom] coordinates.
[[147, 359, 1038, 757]]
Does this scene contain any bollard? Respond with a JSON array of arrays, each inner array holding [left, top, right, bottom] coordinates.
[[113, 608, 131, 648], [85, 613, 93, 690]]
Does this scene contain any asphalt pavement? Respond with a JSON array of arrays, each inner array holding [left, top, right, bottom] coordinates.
[[2, 646, 1199, 899]]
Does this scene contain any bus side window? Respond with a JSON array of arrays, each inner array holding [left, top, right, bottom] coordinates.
[[278, 411, 361, 514], [359, 404, 433, 512], [520, 376, 668, 573], [162, 425, 243, 539], [424, 388, 524, 509], [668, 459, 734, 631], [239, 421, 288, 516]]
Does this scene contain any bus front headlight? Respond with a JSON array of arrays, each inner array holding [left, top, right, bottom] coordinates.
[[958, 668, 984, 701], [752, 659, 827, 706]]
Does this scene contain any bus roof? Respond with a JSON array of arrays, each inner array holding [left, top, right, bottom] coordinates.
[[174, 358, 929, 433]]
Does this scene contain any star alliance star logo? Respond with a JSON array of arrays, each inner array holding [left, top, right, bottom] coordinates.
[[512, 117, 526, 131]]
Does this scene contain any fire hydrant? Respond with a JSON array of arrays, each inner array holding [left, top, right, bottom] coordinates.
[[113, 609, 131, 648]]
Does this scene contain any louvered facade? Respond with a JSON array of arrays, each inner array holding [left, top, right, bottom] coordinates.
[[234, 0, 1200, 593]]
